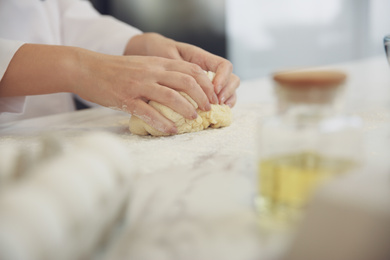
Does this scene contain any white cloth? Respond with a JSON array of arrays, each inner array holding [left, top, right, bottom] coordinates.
[[0, 0, 142, 123]]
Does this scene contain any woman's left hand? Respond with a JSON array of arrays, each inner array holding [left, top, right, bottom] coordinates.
[[125, 33, 240, 107]]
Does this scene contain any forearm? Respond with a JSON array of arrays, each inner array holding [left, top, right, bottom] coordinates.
[[0, 44, 81, 97]]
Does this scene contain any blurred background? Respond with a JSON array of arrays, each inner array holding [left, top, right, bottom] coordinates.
[[90, 0, 390, 80]]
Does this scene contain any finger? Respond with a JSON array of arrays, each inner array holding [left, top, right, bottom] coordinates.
[[187, 53, 233, 95], [217, 74, 240, 104], [145, 83, 198, 120], [164, 60, 217, 107], [157, 70, 212, 111], [225, 93, 237, 108], [213, 60, 233, 95], [126, 99, 178, 134], [175, 42, 233, 94], [175, 43, 233, 97]]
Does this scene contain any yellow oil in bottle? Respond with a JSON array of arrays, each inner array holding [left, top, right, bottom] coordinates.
[[257, 152, 356, 226]]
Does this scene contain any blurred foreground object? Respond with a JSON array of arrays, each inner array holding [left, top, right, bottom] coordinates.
[[0, 132, 135, 260], [256, 70, 363, 228], [282, 168, 390, 260]]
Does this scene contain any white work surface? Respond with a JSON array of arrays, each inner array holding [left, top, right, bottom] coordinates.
[[1, 57, 390, 259]]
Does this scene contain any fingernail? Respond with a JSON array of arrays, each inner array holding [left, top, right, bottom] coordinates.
[[169, 126, 178, 134], [226, 101, 233, 108], [192, 111, 199, 119], [156, 123, 176, 135], [204, 102, 211, 111], [220, 95, 226, 104]]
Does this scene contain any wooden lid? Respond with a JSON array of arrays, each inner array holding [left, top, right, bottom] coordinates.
[[273, 70, 347, 87]]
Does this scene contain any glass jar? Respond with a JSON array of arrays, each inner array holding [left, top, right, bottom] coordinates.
[[256, 70, 363, 228]]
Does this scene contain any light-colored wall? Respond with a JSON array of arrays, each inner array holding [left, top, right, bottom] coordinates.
[[227, 0, 390, 79]]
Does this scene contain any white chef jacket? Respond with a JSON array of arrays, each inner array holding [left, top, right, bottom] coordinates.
[[0, 0, 142, 123]]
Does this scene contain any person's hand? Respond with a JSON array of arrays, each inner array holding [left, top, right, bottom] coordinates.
[[75, 50, 220, 134], [0, 44, 215, 134], [125, 33, 240, 107]]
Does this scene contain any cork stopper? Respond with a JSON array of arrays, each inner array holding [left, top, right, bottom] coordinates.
[[273, 70, 347, 88]]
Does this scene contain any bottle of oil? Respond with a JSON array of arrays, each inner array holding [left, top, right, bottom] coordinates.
[[256, 70, 363, 228]]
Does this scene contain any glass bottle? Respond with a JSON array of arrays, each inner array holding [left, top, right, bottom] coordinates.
[[256, 70, 363, 228], [384, 34, 390, 65]]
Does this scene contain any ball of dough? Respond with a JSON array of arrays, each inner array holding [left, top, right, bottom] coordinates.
[[129, 71, 232, 136]]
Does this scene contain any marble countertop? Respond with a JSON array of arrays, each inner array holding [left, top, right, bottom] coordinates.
[[0, 56, 390, 260]]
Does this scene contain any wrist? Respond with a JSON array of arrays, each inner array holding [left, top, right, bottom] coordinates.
[[66, 47, 102, 100], [59, 46, 84, 94]]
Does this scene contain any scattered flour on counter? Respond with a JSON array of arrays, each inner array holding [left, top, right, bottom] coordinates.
[[0, 103, 273, 178], [119, 103, 273, 176]]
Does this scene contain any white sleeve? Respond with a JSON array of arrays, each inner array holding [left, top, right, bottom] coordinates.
[[59, 0, 142, 55], [0, 39, 26, 114]]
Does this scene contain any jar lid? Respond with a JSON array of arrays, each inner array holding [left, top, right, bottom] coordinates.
[[273, 70, 347, 88]]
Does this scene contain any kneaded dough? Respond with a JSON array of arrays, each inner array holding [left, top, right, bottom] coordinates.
[[129, 71, 232, 136]]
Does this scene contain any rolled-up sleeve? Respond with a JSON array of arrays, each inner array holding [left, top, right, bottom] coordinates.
[[0, 39, 26, 114], [59, 0, 142, 55]]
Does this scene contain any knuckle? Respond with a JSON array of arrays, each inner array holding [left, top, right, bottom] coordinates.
[[227, 60, 233, 69], [166, 49, 179, 59], [182, 74, 197, 88], [190, 64, 203, 75], [222, 60, 233, 71], [125, 99, 140, 114], [164, 88, 179, 103], [233, 75, 241, 88]]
